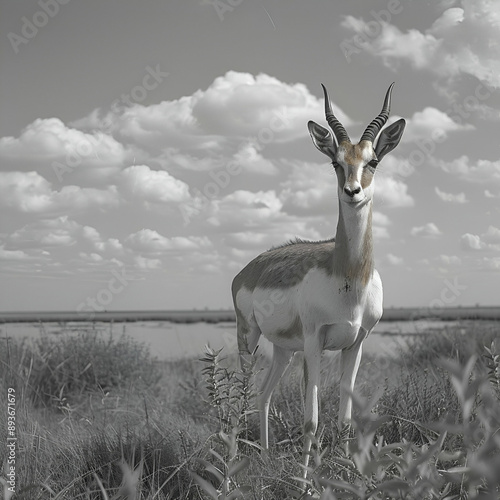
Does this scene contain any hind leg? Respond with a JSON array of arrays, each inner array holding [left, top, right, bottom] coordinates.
[[259, 344, 293, 450], [236, 309, 261, 369]]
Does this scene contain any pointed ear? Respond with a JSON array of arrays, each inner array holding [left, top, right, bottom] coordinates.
[[374, 118, 406, 161], [308, 120, 337, 161]]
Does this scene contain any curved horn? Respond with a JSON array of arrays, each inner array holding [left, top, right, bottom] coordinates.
[[321, 84, 350, 145], [360, 82, 395, 143]]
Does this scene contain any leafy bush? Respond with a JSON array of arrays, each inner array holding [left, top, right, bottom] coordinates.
[[0, 329, 162, 407], [1, 322, 499, 499]]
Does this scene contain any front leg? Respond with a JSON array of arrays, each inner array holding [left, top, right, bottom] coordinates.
[[302, 333, 322, 477], [338, 328, 366, 430]]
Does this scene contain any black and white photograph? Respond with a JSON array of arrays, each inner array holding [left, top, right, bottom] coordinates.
[[1, 1, 499, 498]]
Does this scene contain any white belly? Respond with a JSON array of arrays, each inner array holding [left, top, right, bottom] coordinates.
[[235, 268, 383, 352]]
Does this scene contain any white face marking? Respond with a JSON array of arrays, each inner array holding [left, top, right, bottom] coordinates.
[[335, 141, 377, 205]]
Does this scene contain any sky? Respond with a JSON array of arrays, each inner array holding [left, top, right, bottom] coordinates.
[[0, 0, 499, 313]]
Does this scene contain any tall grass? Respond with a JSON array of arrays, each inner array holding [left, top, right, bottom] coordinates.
[[0, 322, 499, 499]]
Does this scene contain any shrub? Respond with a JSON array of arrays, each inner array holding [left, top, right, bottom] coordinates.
[[0, 330, 162, 408]]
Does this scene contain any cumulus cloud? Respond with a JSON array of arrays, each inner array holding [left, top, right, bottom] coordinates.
[[120, 165, 191, 204], [461, 233, 486, 250], [438, 254, 462, 266], [341, 1, 500, 89], [386, 253, 404, 266], [0, 118, 135, 182], [401, 107, 473, 143], [208, 189, 284, 228], [0, 171, 119, 214], [75, 71, 352, 154], [279, 161, 334, 215], [7, 216, 85, 249], [461, 226, 500, 251], [411, 223, 442, 238], [435, 186, 468, 203], [434, 155, 500, 185], [376, 177, 414, 207], [0, 246, 34, 261]]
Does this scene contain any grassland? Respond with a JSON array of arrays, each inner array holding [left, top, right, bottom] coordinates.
[[1, 321, 499, 499]]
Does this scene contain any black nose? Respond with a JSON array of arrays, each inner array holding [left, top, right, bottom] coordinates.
[[344, 186, 361, 198]]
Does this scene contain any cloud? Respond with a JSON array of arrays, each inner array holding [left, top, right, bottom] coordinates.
[[120, 165, 191, 204], [342, 15, 441, 69], [279, 161, 334, 215], [461, 226, 500, 251], [7, 216, 85, 249], [0, 171, 120, 214], [341, 1, 500, 89], [135, 255, 162, 269], [438, 254, 462, 266], [0, 246, 34, 261], [434, 155, 500, 185], [208, 189, 284, 228], [386, 253, 404, 266], [461, 233, 486, 250], [74, 71, 352, 154], [411, 223, 442, 238], [124, 229, 211, 253], [435, 186, 468, 203], [376, 177, 414, 207], [0, 118, 134, 182], [401, 107, 473, 143]]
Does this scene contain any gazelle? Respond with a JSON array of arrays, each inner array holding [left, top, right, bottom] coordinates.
[[231, 83, 406, 472]]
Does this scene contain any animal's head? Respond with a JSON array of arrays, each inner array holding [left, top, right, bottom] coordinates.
[[308, 83, 406, 207]]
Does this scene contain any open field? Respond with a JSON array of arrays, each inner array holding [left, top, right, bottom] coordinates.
[[0, 305, 499, 324], [1, 319, 500, 499]]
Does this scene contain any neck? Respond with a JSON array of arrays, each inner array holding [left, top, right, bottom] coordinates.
[[332, 199, 374, 286]]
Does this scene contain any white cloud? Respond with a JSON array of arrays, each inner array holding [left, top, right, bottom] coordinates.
[[402, 107, 473, 143], [7, 216, 83, 249], [208, 189, 284, 228], [341, 1, 500, 89], [386, 253, 403, 266], [435, 186, 468, 203], [373, 211, 391, 226], [0, 245, 33, 261], [120, 165, 191, 204], [462, 226, 500, 251], [479, 256, 500, 271], [0, 118, 134, 183], [411, 223, 442, 238], [135, 255, 162, 269], [125, 229, 211, 253], [435, 155, 500, 185], [438, 254, 462, 266], [74, 71, 352, 153], [461, 233, 486, 250], [0, 171, 119, 214], [231, 144, 279, 175], [376, 177, 414, 208]]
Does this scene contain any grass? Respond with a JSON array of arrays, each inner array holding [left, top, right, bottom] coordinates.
[[0, 321, 499, 499]]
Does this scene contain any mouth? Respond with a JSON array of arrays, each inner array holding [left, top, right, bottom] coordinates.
[[344, 196, 368, 207]]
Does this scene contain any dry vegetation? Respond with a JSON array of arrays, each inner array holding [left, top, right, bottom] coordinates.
[[1, 321, 499, 499]]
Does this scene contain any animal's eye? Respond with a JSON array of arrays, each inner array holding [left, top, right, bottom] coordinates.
[[332, 161, 339, 169], [367, 160, 378, 169]]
